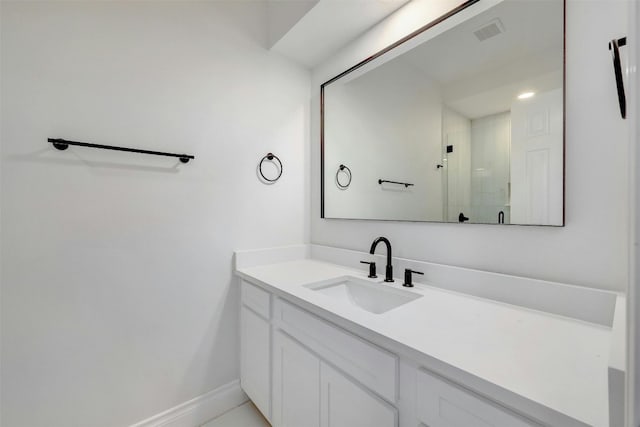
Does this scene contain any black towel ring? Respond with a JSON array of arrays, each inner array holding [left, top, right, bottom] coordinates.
[[259, 152, 283, 182], [336, 164, 352, 189]]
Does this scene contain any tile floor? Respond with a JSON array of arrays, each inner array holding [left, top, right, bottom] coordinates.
[[201, 402, 270, 427]]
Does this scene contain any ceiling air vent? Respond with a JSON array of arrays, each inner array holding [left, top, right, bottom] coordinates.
[[473, 18, 505, 42]]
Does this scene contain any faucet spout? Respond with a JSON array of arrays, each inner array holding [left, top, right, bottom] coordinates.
[[369, 237, 393, 282]]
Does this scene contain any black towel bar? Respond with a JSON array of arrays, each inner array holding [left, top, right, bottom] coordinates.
[[48, 138, 195, 163], [378, 179, 413, 188]]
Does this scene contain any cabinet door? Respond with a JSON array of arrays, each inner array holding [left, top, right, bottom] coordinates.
[[416, 369, 539, 427], [272, 330, 321, 427], [320, 362, 397, 427], [240, 305, 271, 420]]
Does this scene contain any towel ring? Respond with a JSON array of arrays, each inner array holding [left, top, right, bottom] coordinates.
[[336, 164, 352, 189], [259, 152, 282, 182]]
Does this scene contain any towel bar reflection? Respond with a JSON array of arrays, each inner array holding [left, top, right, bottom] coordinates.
[[48, 138, 194, 163], [378, 179, 414, 188]]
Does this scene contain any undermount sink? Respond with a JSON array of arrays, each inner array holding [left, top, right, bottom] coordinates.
[[305, 276, 422, 314]]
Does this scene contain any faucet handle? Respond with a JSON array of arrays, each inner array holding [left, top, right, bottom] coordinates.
[[403, 268, 424, 287], [360, 261, 377, 278]]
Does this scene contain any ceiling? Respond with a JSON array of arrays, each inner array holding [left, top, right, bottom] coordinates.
[[399, 0, 564, 118], [268, 0, 410, 69]]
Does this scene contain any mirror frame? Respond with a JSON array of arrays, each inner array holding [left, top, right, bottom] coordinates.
[[320, 0, 565, 226]]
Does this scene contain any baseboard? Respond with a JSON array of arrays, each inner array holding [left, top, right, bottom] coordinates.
[[130, 380, 248, 427]]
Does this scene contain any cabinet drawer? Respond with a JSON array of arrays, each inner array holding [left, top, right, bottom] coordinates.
[[241, 280, 271, 319], [416, 369, 540, 427], [274, 298, 398, 403]]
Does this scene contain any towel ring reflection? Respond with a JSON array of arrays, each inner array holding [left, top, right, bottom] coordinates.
[[259, 152, 282, 183], [336, 164, 352, 189]]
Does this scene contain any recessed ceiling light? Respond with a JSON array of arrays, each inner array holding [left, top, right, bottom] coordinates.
[[518, 91, 535, 100]]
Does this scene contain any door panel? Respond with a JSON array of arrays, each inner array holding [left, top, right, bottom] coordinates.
[[272, 330, 321, 427], [320, 362, 396, 427], [240, 306, 271, 420], [510, 88, 563, 225]]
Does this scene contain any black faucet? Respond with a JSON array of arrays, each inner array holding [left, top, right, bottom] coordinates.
[[369, 237, 393, 282]]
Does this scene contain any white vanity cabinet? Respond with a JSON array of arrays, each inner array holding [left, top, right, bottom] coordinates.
[[241, 280, 397, 427], [240, 279, 553, 427], [272, 330, 396, 427]]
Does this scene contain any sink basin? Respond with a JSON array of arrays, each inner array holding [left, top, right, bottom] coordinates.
[[305, 276, 422, 314]]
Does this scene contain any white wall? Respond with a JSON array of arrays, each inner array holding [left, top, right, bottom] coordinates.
[[323, 59, 442, 221], [0, 2, 309, 426], [311, 0, 630, 292]]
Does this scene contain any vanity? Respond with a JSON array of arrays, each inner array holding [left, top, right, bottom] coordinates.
[[235, 245, 625, 427]]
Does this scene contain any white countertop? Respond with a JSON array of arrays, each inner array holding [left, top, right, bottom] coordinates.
[[237, 258, 613, 427]]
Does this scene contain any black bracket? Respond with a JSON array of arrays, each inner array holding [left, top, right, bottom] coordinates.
[[52, 140, 69, 151]]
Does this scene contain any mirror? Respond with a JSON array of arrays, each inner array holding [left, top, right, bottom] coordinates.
[[321, 0, 564, 225]]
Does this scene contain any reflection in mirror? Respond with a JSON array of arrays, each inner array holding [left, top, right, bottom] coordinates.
[[322, 0, 564, 225]]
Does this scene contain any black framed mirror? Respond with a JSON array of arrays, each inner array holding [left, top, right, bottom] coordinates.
[[321, 0, 564, 226]]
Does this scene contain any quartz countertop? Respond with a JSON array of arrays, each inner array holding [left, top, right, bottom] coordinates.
[[237, 258, 616, 427]]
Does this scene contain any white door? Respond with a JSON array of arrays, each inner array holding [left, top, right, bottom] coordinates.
[[510, 88, 563, 225], [240, 306, 271, 420], [272, 330, 321, 427], [320, 362, 396, 427]]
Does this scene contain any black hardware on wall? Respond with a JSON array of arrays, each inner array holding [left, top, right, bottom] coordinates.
[[336, 164, 352, 189], [498, 210, 505, 224], [608, 37, 627, 119], [378, 179, 414, 188], [48, 138, 194, 163], [458, 212, 469, 223], [258, 153, 283, 183]]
